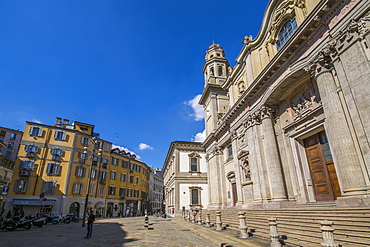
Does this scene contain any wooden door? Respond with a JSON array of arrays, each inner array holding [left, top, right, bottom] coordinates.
[[231, 183, 238, 206], [304, 134, 335, 201]]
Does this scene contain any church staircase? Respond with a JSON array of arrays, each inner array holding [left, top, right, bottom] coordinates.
[[204, 207, 370, 246]]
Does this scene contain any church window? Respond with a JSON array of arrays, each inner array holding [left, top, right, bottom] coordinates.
[[210, 67, 214, 76], [218, 65, 223, 76], [276, 19, 298, 51]]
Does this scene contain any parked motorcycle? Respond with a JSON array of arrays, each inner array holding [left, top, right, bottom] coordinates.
[[26, 215, 46, 228], [1, 216, 31, 231], [51, 215, 62, 224], [62, 213, 79, 223]]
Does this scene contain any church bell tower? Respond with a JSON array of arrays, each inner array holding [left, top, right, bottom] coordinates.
[[199, 43, 230, 136]]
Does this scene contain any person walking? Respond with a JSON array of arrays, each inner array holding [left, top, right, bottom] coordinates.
[[85, 210, 95, 239]]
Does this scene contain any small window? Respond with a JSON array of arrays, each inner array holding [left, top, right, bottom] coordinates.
[[119, 188, 126, 198], [72, 183, 83, 194], [276, 19, 298, 50], [227, 145, 233, 157], [29, 127, 42, 137], [127, 189, 132, 197], [129, 163, 134, 171], [110, 171, 117, 180], [190, 158, 198, 172], [51, 148, 63, 156], [121, 173, 127, 182], [25, 145, 38, 152], [100, 171, 108, 179], [134, 189, 139, 197], [54, 131, 66, 141], [135, 177, 139, 185], [5, 151, 12, 158], [136, 164, 141, 172], [122, 160, 128, 168], [10, 133, 17, 140], [91, 169, 98, 179], [0, 130, 6, 138], [81, 136, 89, 146], [7, 142, 14, 149], [129, 175, 134, 183], [98, 185, 105, 197], [112, 157, 118, 166], [108, 186, 116, 195], [20, 161, 35, 170], [191, 189, 199, 205], [46, 163, 60, 175], [14, 179, 28, 192], [42, 181, 56, 194], [75, 166, 86, 177]]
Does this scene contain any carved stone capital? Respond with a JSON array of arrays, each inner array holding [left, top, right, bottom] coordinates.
[[259, 105, 274, 120], [305, 45, 336, 77]]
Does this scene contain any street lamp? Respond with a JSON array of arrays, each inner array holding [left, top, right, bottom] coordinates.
[[82, 137, 102, 227]]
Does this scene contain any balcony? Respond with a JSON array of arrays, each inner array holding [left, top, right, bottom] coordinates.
[[19, 170, 30, 177]]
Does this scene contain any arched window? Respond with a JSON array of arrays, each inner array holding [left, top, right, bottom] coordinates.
[[276, 19, 298, 51]]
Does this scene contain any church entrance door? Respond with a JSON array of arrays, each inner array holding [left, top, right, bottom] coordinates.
[[304, 131, 341, 201]]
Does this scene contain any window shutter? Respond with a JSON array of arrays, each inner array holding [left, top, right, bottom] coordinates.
[[54, 131, 58, 139], [29, 127, 34, 135], [62, 132, 66, 140], [38, 127, 43, 137], [46, 163, 52, 174]]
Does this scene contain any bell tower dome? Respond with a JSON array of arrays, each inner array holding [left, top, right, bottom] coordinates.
[[202, 43, 230, 86]]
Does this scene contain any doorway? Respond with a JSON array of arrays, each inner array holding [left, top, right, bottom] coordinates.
[[304, 131, 341, 201]]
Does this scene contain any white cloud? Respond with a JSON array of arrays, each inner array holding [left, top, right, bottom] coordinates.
[[139, 143, 153, 150], [185, 94, 204, 121], [112, 144, 141, 159], [192, 129, 206, 142], [32, 118, 42, 124]]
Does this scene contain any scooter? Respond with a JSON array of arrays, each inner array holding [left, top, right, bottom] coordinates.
[[51, 215, 62, 224], [62, 213, 79, 223], [26, 215, 46, 228], [1, 216, 31, 231]]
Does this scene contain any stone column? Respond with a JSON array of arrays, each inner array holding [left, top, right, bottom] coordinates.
[[308, 49, 367, 194], [245, 116, 263, 202], [215, 211, 223, 231], [238, 211, 249, 239], [268, 218, 281, 247], [320, 220, 338, 247], [260, 106, 287, 200]]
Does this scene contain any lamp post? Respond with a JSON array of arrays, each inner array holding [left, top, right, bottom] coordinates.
[[82, 137, 102, 227]]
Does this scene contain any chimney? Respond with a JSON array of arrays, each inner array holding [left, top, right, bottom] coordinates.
[[63, 119, 69, 125], [55, 117, 62, 126]]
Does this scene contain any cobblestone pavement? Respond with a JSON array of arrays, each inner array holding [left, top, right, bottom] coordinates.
[[0, 216, 219, 247]]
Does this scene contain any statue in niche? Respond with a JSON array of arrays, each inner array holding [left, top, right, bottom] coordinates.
[[241, 159, 251, 181]]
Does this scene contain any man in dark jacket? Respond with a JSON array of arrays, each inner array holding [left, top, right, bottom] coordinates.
[[85, 210, 95, 239]]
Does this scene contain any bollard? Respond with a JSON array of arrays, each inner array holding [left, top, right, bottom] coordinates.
[[197, 209, 202, 225], [187, 210, 191, 221], [144, 213, 149, 229], [215, 211, 223, 231], [205, 212, 211, 228], [192, 210, 196, 223], [238, 211, 248, 239], [268, 218, 281, 247], [320, 220, 339, 247]]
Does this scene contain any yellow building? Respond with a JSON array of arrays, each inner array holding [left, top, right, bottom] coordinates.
[[5, 117, 150, 218]]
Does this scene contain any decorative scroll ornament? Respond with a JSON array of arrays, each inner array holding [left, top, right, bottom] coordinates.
[[294, 0, 307, 18], [291, 87, 313, 115], [231, 130, 238, 141], [238, 81, 246, 94], [260, 105, 274, 120], [268, 0, 295, 44]]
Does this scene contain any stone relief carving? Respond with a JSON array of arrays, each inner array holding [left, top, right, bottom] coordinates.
[[294, 0, 307, 18], [242, 160, 251, 181], [307, 11, 370, 77], [238, 81, 246, 94], [291, 87, 313, 115]]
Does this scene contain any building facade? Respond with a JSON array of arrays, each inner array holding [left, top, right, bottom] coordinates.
[[5, 117, 150, 217], [163, 141, 208, 217], [149, 167, 164, 214], [0, 127, 23, 215], [0, 127, 23, 162], [199, 0, 370, 210]]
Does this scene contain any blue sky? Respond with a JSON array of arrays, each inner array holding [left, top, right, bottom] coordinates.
[[1, 0, 269, 169]]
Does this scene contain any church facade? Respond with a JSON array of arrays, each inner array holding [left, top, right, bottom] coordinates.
[[199, 0, 370, 210]]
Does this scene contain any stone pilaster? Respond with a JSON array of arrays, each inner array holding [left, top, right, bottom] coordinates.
[[231, 130, 244, 206], [260, 106, 287, 200]]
